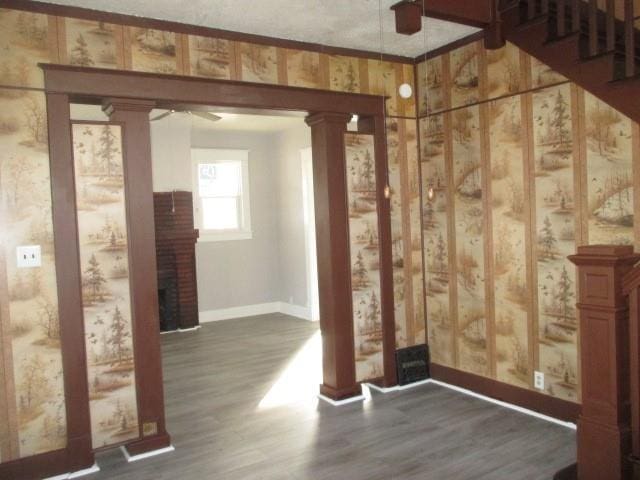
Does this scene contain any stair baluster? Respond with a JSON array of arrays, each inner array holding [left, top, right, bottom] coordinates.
[[558, 0, 567, 36], [625, 0, 635, 76], [589, 0, 599, 54], [571, 0, 580, 32], [606, 0, 616, 51]]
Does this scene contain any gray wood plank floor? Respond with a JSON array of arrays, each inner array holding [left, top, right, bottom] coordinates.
[[90, 314, 576, 479]]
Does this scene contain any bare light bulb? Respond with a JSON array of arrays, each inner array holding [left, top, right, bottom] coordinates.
[[398, 83, 413, 99], [427, 186, 435, 200]]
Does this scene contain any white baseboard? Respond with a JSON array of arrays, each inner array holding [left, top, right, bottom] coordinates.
[[120, 445, 175, 463], [363, 382, 399, 393], [199, 302, 281, 323], [44, 463, 100, 480], [318, 393, 366, 406], [278, 302, 313, 321], [199, 302, 313, 323]]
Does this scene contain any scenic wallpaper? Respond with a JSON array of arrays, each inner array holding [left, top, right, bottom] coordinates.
[[418, 39, 639, 403], [72, 123, 140, 448], [0, 89, 67, 461], [62, 18, 122, 69], [345, 133, 385, 382]]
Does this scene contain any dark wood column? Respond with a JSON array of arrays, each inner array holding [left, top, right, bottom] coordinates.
[[568, 245, 640, 480], [103, 98, 171, 455], [305, 112, 361, 401]]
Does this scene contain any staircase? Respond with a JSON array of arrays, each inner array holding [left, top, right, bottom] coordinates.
[[499, 0, 640, 122]]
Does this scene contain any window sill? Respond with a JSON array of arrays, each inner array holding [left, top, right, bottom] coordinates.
[[197, 231, 253, 243]]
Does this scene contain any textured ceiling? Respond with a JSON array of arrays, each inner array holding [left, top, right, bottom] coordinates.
[[41, 0, 479, 57]]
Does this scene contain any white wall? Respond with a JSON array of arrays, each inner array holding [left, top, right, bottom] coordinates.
[[149, 116, 313, 318], [275, 124, 312, 308]]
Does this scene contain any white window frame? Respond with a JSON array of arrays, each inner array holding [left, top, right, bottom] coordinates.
[[191, 148, 252, 242]]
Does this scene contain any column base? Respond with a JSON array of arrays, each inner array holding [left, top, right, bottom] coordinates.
[[577, 417, 631, 480], [123, 432, 171, 458], [319, 383, 362, 401]]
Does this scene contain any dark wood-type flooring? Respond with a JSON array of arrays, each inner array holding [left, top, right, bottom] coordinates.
[[91, 314, 576, 479]]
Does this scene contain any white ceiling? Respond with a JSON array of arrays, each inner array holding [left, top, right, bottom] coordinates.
[[42, 0, 479, 57], [189, 112, 306, 133]]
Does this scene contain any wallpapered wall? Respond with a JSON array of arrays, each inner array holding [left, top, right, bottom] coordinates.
[[418, 39, 639, 403], [0, 6, 426, 462], [72, 123, 139, 449]]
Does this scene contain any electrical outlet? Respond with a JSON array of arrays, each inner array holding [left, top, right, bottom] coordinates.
[[16, 245, 41, 268], [534, 370, 545, 390]]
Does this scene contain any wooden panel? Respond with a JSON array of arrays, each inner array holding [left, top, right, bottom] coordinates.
[[345, 133, 384, 382], [488, 95, 531, 388], [0, 8, 53, 88], [239, 42, 278, 84], [417, 56, 445, 117], [126, 27, 179, 74], [422, 114, 454, 365], [452, 105, 488, 375], [286, 49, 321, 89], [583, 91, 634, 246], [186, 35, 232, 80], [328, 55, 360, 93], [71, 122, 140, 449], [486, 41, 522, 100], [450, 41, 480, 109], [532, 84, 579, 402], [61, 17, 123, 69]]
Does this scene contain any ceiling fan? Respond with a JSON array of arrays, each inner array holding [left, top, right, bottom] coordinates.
[[150, 107, 222, 123]]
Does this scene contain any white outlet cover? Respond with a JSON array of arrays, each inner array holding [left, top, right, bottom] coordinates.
[[534, 371, 545, 390], [16, 245, 41, 268]]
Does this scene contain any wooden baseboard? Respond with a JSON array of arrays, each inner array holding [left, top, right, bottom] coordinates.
[[124, 432, 171, 457], [430, 363, 581, 423], [0, 442, 94, 480], [553, 463, 577, 479]]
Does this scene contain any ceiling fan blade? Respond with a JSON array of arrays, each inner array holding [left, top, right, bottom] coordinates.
[[192, 111, 222, 123], [150, 110, 173, 121]]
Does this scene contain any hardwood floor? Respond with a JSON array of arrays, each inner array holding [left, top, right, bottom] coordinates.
[[91, 314, 576, 479]]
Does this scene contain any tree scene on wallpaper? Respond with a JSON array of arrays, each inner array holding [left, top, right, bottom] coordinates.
[[345, 133, 384, 382], [531, 55, 567, 89], [66, 18, 119, 69], [533, 84, 578, 401], [130, 27, 177, 74], [329, 55, 360, 93], [287, 50, 320, 88], [189, 36, 231, 80], [489, 96, 530, 388], [0, 90, 67, 460], [585, 92, 634, 245], [486, 42, 521, 99], [241, 43, 278, 84], [452, 106, 488, 375], [386, 119, 408, 347], [421, 114, 454, 366], [0, 9, 50, 89], [417, 57, 444, 116], [450, 42, 479, 109], [368, 60, 398, 116], [406, 121, 426, 346], [72, 123, 139, 448]]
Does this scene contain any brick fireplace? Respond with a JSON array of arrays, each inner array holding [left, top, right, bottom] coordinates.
[[153, 191, 199, 331]]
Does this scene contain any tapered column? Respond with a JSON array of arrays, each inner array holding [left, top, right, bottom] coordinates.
[[568, 245, 640, 480], [305, 112, 361, 401], [103, 98, 170, 455]]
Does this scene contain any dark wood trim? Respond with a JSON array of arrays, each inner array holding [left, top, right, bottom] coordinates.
[[391, 1, 423, 36], [406, 0, 492, 27], [413, 31, 486, 64], [372, 115, 398, 387], [2, 0, 413, 64], [430, 363, 581, 422], [0, 92, 96, 480], [41, 64, 386, 117], [103, 99, 171, 455]]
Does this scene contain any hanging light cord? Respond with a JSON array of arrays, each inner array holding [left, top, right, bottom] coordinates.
[[378, 0, 387, 130]]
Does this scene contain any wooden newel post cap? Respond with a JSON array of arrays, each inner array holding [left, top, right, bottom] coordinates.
[[569, 244, 640, 266]]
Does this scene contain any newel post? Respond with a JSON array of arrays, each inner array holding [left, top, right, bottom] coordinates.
[[568, 245, 640, 480]]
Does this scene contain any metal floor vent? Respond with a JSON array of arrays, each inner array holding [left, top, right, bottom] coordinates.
[[396, 344, 429, 386]]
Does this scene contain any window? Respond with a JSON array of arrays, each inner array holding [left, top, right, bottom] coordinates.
[[191, 148, 251, 241]]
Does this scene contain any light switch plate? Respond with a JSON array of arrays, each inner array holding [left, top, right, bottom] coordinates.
[[16, 245, 41, 268]]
